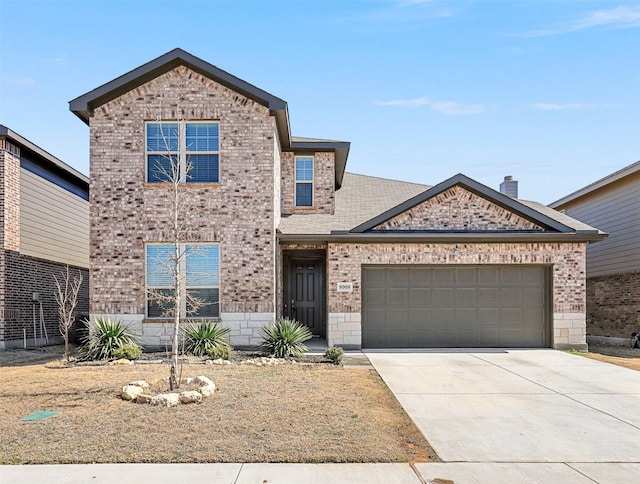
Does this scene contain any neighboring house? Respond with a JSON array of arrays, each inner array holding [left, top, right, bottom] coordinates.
[[0, 125, 89, 349], [69, 48, 604, 351], [550, 161, 639, 342]]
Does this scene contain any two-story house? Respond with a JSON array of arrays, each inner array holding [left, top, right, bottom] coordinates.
[[70, 49, 604, 351], [550, 161, 640, 344], [0, 125, 89, 349]]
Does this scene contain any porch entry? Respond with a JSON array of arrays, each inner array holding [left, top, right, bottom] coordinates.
[[283, 250, 326, 338]]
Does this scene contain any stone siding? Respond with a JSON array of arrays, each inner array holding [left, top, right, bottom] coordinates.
[[586, 271, 640, 338], [88, 66, 278, 327], [281, 152, 335, 214], [326, 242, 587, 350], [374, 186, 544, 231]]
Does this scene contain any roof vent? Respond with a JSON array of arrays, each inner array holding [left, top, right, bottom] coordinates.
[[499, 175, 518, 198]]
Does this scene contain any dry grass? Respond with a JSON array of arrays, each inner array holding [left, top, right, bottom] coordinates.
[[0, 348, 438, 465], [579, 343, 640, 371]]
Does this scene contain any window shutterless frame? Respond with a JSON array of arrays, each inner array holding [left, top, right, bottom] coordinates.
[[294, 155, 314, 207], [145, 121, 220, 183], [145, 243, 220, 318]]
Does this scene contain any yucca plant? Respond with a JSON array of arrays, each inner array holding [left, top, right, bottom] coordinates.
[[182, 321, 231, 357], [81, 317, 140, 360], [260, 318, 312, 359]]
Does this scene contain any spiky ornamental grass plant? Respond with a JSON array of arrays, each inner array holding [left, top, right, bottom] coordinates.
[[182, 321, 231, 357], [81, 317, 140, 361], [260, 318, 312, 359]]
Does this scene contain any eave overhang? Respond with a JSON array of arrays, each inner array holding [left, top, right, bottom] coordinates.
[[290, 139, 350, 189], [277, 231, 607, 244]]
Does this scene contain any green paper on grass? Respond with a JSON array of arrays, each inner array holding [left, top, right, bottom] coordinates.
[[22, 410, 59, 421]]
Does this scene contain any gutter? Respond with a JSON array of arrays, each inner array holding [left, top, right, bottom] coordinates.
[[277, 231, 607, 244]]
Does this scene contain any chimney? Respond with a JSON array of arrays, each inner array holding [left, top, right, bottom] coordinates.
[[499, 175, 518, 198]]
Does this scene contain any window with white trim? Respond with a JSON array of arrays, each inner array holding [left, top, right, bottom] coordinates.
[[146, 121, 220, 183], [295, 156, 313, 207], [146, 243, 220, 318]]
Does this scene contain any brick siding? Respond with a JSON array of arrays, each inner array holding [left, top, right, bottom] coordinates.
[[88, 66, 278, 337], [586, 271, 640, 338], [280, 152, 335, 215], [1, 250, 89, 348], [374, 186, 544, 231], [326, 242, 587, 349]]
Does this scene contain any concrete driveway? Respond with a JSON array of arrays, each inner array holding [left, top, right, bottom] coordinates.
[[365, 349, 640, 482]]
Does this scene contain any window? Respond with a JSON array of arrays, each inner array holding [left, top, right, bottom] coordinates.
[[295, 156, 313, 207], [146, 243, 220, 318], [146, 121, 219, 183]]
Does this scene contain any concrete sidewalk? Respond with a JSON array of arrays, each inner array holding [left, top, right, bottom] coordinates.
[[3, 462, 640, 483]]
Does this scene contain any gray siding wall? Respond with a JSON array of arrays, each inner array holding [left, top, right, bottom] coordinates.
[[560, 171, 640, 277], [20, 168, 90, 269]]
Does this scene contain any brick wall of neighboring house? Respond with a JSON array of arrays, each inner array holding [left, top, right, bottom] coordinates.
[[374, 186, 544, 231], [326, 242, 587, 350], [1, 251, 89, 349], [1, 146, 22, 344], [586, 271, 640, 338], [280, 152, 335, 215], [88, 66, 279, 348]]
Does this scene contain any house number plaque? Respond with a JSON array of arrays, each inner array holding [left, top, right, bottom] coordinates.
[[337, 282, 353, 293]]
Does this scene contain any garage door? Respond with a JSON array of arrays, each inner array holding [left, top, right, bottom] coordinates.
[[362, 265, 549, 348]]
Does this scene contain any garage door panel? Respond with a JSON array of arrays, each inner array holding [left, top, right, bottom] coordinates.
[[432, 288, 454, 306], [362, 265, 549, 348], [387, 288, 408, 306], [455, 288, 477, 307], [409, 288, 430, 307], [433, 268, 455, 284], [363, 288, 386, 304]]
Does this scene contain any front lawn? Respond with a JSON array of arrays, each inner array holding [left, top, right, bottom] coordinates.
[[0, 348, 438, 464]]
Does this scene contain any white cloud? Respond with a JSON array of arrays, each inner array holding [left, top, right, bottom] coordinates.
[[376, 97, 485, 115], [524, 5, 640, 36], [376, 97, 431, 107], [0, 76, 35, 87], [430, 101, 485, 115], [528, 103, 599, 111]]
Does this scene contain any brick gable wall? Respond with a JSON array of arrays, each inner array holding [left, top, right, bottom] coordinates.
[[373, 186, 544, 231]]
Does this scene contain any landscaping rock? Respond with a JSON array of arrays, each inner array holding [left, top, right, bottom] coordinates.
[[199, 384, 216, 397], [181, 377, 195, 385], [121, 385, 144, 401], [180, 391, 202, 404], [151, 393, 181, 407], [111, 359, 133, 366], [194, 375, 214, 387], [136, 393, 153, 404], [128, 380, 149, 389]]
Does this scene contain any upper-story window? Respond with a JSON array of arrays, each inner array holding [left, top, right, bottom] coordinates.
[[146, 121, 219, 183], [295, 156, 313, 207]]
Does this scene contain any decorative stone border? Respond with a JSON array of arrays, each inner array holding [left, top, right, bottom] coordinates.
[[121, 375, 216, 406]]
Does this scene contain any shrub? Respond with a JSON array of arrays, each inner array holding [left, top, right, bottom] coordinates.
[[259, 318, 312, 359], [182, 321, 231, 357], [324, 346, 344, 365], [207, 344, 233, 360], [81, 317, 140, 360], [112, 343, 143, 360]]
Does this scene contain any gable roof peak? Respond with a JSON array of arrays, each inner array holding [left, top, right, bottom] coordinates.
[[69, 47, 290, 143], [350, 172, 578, 234]]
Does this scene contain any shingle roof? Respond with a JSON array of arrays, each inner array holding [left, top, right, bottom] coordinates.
[[278, 172, 605, 238], [278, 172, 429, 234]]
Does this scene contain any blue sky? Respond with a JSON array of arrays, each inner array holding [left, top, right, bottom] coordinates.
[[1, 0, 638, 203]]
